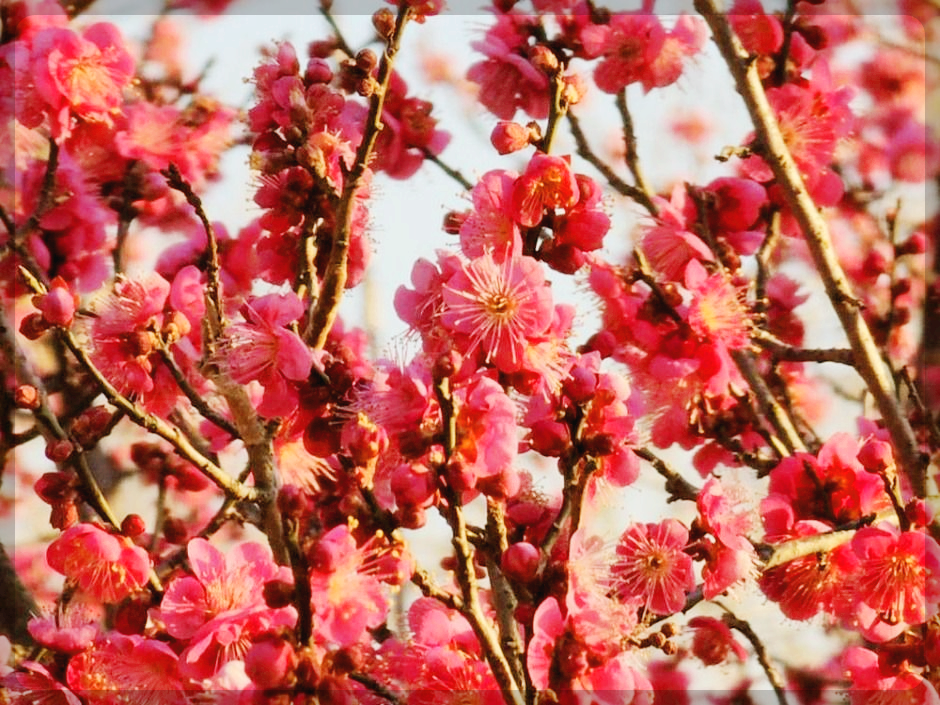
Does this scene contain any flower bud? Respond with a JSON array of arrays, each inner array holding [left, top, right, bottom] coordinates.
[[71, 406, 113, 449], [121, 514, 147, 538], [305, 57, 333, 84], [528, 45, 559, 75], [501, 541, 540, 583], [895, 232, 926, 257], [355, 49, 378, 73], [390, 463, 437, 507], [857, 438, 894, 474], [114, 595, 150, 635], [372, 7, 395, 39], [246, 638, 296, 689], [19, 312, 49, 340], [331, 644, 365, 675], [162, 517, 189, 544], [14, 384, 40, 410], [490, 121, 530, 155], [442, 210, 468, 234], [35, 472, 74, 503], [45, 438, 75, 463], [263, 580, 296, 609]]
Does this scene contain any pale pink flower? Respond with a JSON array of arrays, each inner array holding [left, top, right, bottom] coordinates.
[[46, 523, 150, 604], [308, 524, 412, 647], [90, 273, 170, 399], [66, 634, 187, 705], [27, 595, 102, 653], [30, 23, 134, 138], [459, 170, 522, 260], [218, 292, 312, 418], [441, 253, 554, 373], [158, 537, 293, 640]]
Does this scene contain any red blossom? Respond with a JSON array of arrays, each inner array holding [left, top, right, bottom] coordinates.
[[611, 519, 695, 615]]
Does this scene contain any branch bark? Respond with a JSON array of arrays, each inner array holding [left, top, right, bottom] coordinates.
[[695, 0, 926, 496]]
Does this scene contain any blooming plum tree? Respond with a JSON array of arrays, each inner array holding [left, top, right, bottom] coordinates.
[[0, 0, 938, 704]]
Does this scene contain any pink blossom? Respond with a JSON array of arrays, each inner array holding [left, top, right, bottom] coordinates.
[[158, 537, 293, 640], [581, 14, 665, 94], [46, 523, 150, 604], [441, 253, 554, 373], [90, 273, 170, 399], [842, 646, 940, 705], [218, 292, 312, 418], [611, 519, 694, 615], [459, 170, 522, 260], [308, 524, 412, 647], [66, 634, 186, 704], [850, 525, 940, 638], [28, 596, 102, 653], [30, 23, 134, 139], [4, 661, 82, 705], [511, 153, 579, 229], [689, 616, 747, 665], [467, 15, 551, 120]]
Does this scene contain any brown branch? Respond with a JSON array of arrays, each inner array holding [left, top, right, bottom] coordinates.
[[695, 0, 926, 496], [433, 376, 524, 705], [16, 139, 60, 241], [752, 332, 855, 365], [568, 112, 657, 215], [161, 164, 225, 339], [539, 68, 569, 155], [632, 447, 700, 502], [719, 605, 788, 705], [485, 499, 526, 691], [615, 89, 657, 212], [154, 343, 239, 439], [307, 5, 412, 351]]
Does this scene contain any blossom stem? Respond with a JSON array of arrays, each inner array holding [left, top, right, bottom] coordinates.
[[0, 307, 164, 594], [422, 148, 473, 191], [567, 111, 657, 215], [539, 68, 569, 155], [718, 605, 788, 705], [695, 0, 926, 496], [615, 89, 656, 209], [161, 164, 226, 339], [632, 447, 700, 502], [307, 4, 412, 351], [433, 377, 525, 705], [485, 499, 527, 692], [349, 672, 402, 705]]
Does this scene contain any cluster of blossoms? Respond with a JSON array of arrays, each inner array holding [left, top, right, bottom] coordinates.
[[2, 0, 939, 704]]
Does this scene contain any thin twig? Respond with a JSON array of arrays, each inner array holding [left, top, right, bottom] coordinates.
[[485, 499, 526, 691], [615, 89, 656, 210], [718, 605, 788, 705], [154, 343, 239, 439], [695, 0, 926, 496], [568, 111, 657, 215], [161, 164, 226, 338], [16, 139, 60, 240], [422, 149, 473, 191], [751, 331, 855, 365], [307, 5, 412, 351], [434, 376, 524, 705], [632, 447, 700, 502]]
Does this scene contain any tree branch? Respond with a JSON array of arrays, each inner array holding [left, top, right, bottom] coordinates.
[[695, 0, 926, 496]]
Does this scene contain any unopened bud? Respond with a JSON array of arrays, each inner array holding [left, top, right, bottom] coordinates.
[[305, 57, 333, 84], [19, 312, 49, 340], [895, 232, 926, 257], [490, 121, 531, 155], [858, 438, 895, 474], [162, 517, 189, 544], [355, 49, 377, 73], [45, 439, 74, 463], [121, 514, 147, 537], [442, 211, 468, 234], [14, 385, 40, 410], [501, 541, 540, 583], [71, 406, 113, 449], [263, 580, 296, 609], [528, 45, 559, 75], [372, 7, 395, 39]]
